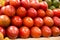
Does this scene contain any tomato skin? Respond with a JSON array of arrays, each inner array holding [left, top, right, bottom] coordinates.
[[37, 9, 45, 18], [0, 15, 10, 27], [7, 26, 19, 39], [43, 17, 54, 27], [11, 16, 22, 27], [27, 8, 37, 18], [39, 1, 48, 11], [41, 26, 52, 37], [17, 7, 27, 18], [2, 5, 15, 17], [19, 26, 30, 38], [53, 9, 60, 17], [10, 0, 20, 7], [31, 26, 41, 38], [51, 26, 60, 36], [0, 27, 5, 36], [23, 17, 34, 28], [46, 9, 54, 17], [34, 17, 43, 27], [53, 16, 60, 27]]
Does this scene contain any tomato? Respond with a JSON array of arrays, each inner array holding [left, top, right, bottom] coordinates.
[[31, 26, 41, 38], [39, 1, 48, 11], [34, 17, 43, 27], [51, 26, 60, 36], [37, 9, 45, 18], [43, 16, 54, 27], [46, 9, 54, 17], [11, 16, 22, 27], [27, 8, 37, 18], [41, 26, 52, 37], [1, 5, 15, 17], [0, 15, 10, 27], [23, 17, 34, 28], [53, 16, 60, 27], [7, 26, 19, 39], [17, 7, 27, 18], [10, 0, 20, 7], [0, 27, 5, 36], [19, 26, 30, 38], [53, 9, 60, 17]]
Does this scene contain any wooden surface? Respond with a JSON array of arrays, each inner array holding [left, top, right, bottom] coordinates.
[[11, 36, 60, 40]]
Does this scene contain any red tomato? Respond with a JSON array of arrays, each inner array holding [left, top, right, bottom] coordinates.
[[31, 26, 41, 38], [10, 0, 20, 7], [7, 26, 19, 39], [41, 26, 52, 37], [53, 17, 60, 27], [5, 0, 9, 5], [0, 27, 5, 36], [43, 17, 54, 27], [53, 9, 60, 17], [51, 26, 60, 36], [17, 7, 27, 18], [19, 26, 30, 38], [37, 9, 45, 18], [21, 0, 30, 8], [2, 5, 15, 17], [23, 17, 34, 28], [11, 16, 22, 27], [0, 15, 10, 27], [46, 9, 54, 17], [27, 8, 37, 18], [34, 17, 43, 27], [39, 1, 48, 11]]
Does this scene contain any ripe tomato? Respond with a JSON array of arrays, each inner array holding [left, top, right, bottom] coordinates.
[[0, 15, 10, 27], [41, 26, 52, 37], [19, 26, 30, 38], [0, 27, 5, 36], [37, 9, 46, 18], [17, 7, 27, 18], [11, 16, 22, 27], [2, 5, 15, 17], [34, 17, 43, 27], [46, 9, 54, 17], [23, 17, 34, 28], [51, 26, 60, 36], [53, 9, 60, 17], [53, 16, 60, 27], [31, 26, 41, 38], [7, 26, 19, 39], [27, 8, 37, 18], [10, 0, 20, 7], [43, 17, 54, 27]]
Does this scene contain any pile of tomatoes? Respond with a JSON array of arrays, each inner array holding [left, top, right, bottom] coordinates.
[[0, 0, 60, 39]]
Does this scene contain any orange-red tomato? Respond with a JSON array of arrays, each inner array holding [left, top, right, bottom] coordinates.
[[34, 17, 43, 27], [17, 7, 27, 18], [11, 16, 22, 27], [41, 26, 52, 37], [31, 26, 41, 38], [51, 26, 60, 36], [43, 17, 54, 27], [46, 9, 54, 17], [23, 17, 34, 28], [19, 26, 30, 38], [37, 9, 45, 18]]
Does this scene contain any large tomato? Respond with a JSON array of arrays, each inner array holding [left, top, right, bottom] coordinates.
[[23, 17, 34, 28], [19, 26, 30, 38], [11, 16, 22, 27], [1, 5, 15, 17], [0, 15, 10, 27], [7, 26, 19, 39], [31, 26, 41, 38]]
